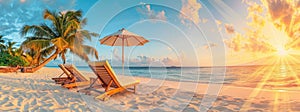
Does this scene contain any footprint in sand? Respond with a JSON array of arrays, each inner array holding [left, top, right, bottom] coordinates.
[[0, 97, 9, 106], [183, 104, 200, 112], [4, 102, 14, 107], [12, 93, 20, 98], [247, 108, 265, 112], [30, 99, 37, 105], [22, 102, 29, 111], [210, 106, 235, 112], [30, 105, 41, 111], [251, 102, 269, 108], [17, 97, 23, 107]]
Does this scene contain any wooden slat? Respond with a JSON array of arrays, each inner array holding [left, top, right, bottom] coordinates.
[[63, 81, 90, 89], [87, 61, 140, 101]]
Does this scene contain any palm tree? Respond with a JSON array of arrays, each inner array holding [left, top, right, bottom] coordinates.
[[16, 48, 40, 67], [6, 41, 17, 56], [21, 9, 99, 72], [0, 35, 6, 52]]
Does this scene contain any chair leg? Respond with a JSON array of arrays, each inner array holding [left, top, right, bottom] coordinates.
[[96, 88, 125, 101], [134, 85, 136, 93]]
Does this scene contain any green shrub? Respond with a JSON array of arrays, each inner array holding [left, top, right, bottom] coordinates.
[[0, 52, 28, 67]]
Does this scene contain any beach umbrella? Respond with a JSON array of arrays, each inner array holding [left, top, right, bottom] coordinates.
[[100, 28, 149, 70]]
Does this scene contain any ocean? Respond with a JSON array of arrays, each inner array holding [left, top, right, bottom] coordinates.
[[46, 65, 300, 88], [47, 65, 233, 84]]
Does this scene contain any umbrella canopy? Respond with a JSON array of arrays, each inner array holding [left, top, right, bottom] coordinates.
[[100, 28, 149, 70], [100, 28, 149, 46]]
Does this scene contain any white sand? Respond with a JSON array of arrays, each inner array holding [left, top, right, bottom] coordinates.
[[0, 67, 299, 111]]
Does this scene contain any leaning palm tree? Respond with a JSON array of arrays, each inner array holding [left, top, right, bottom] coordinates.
[[21, 9, 99, 72], [0, 35, 6, 52]]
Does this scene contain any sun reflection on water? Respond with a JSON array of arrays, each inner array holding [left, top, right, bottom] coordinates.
[[238, 54, 300, 111]]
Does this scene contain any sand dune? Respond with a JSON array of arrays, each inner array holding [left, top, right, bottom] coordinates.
[[0, 67, 299, 111]]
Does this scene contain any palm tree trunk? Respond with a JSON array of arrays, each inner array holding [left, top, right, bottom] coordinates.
[[32, 51, 41, 66], [22, 49, 61, 73]]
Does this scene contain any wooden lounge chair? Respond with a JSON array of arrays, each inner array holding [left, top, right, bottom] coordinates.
[[87, 60, 140, 101], [52, 64, 74, 84], [61, 64, 91, 89]]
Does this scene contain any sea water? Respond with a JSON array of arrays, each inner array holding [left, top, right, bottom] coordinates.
[[47, 66, 233, 84], [46, 65, 300, 88]]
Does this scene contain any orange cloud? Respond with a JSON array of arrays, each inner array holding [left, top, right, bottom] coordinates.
[[247, 2, 263, 13], [224, 33, 244, 52], [224, 0, 299, 53], [262, 0, 300, 47], [215, 20, 222, 25], [215, 20, 222, 31], [203, 42, 217, 49], [224, 24, 235, 34], [224, 32, 274, 53]]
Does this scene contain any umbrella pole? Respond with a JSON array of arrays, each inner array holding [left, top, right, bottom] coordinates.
[[122, 39, 124, 75]]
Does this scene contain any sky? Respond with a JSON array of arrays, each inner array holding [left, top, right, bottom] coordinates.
[[1, 0, 300, 67]]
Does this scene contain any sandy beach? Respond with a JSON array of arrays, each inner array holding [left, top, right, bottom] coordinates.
[[0, 67, 299, 112], [2, 0, 300, 111]]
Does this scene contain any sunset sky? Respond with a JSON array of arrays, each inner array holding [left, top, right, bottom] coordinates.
[[1, 0, 299, 67]]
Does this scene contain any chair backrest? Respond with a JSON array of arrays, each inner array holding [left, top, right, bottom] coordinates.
[[58, 64, 72, 78], [64, 64, 88, 82], [88, 60, 121, 88]]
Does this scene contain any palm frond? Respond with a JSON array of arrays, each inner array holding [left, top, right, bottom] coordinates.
[[21, 25, 54, 38], [20, 9, 99, 67], [81, 18, 87, 27], [21, 37, 51, 50], [43, 9, 58, 24], [69, 46, 89, 61], [59, 49, 67, 64], [40, 46, 56, 57], [82, 45, 99, 59]]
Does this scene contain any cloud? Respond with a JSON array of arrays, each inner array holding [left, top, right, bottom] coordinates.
[[127, 55, 180, 66], [215, 20, 222, 25], [203, 42, 217, 49], [247, 12, 266, 27], [261, 0, 300, 47], [224, 32, 274, 53], [247, 1, 263, 13], [215, 20, 222, 31], [179, 0, 202, 25], [136, 55, 156, 65], [224, 24, 235, 34], [223, 1, 298, 53], [137, 4, 167, 21], [161, 57, 178, 66], [224, 33, 243, 52], [0, 0, 76, 43]]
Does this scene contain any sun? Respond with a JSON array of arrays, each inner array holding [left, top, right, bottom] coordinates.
[[276, 47, 289, 56]]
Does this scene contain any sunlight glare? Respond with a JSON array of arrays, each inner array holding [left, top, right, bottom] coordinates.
[[276, 47, 289, 56]]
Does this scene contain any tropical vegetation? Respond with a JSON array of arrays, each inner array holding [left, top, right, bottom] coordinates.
[[0, 35, 28, 67], [20, 9, 99, 72], [0, 35, 6, 52], [0, 52, 28, 67]]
